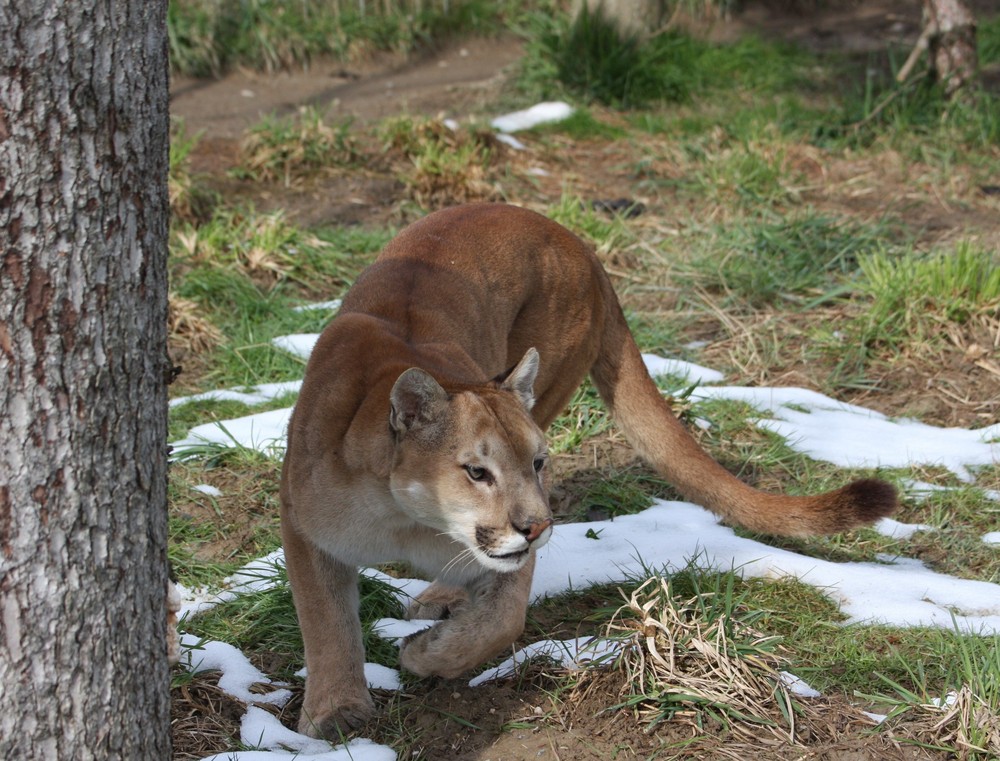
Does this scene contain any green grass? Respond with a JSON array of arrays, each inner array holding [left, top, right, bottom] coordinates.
[[234, 108, 359, 185], [572, 467, 669, 520], [818, 55, 1000, 154], [526, 108, 627, 140], [168, 0, 533, 77], [517, 7, 810, 109], [682, 211, 892, 307], [546, 381, 612, 455], [545, 192, 635, 253], [981, 15, 1000, 65], [848, 240, 1000, 358]]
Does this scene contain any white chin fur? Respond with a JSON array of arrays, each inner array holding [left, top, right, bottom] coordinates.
[[472, 544, 531, 573]]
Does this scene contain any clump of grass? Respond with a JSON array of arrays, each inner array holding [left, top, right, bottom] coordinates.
[[518, 5, 810, 110], [685, 211, 888, 306], [575, 468, 668, 519], [168, 294, 225, 355], [821, 61, 1000, 153], [235, 108, 359, 186], [381, 116, 503, 209], [535, 6, 702, 108], [172, 208, 336, 291], [607, 569, 805, 741], [861, 622, 1000, 758], [855, 240, 1000, 349]]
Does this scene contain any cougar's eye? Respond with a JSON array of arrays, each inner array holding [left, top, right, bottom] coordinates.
[[533, 455, 547, 474], [464, 464, 493, 484]]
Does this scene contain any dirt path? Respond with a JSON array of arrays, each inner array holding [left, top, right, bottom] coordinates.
[[170, 36, 523, 139]]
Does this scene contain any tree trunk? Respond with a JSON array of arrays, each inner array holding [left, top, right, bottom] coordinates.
[[924, 0, 978, 95], [0, 2, 172, 758], [576, 0, 669, 39]]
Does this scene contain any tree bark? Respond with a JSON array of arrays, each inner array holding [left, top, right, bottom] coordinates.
[[576, 0, 669, 39], [924, 0, 978, 95], [0, 1, 172, 758]]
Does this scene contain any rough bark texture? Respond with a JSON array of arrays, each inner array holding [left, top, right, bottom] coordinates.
[[576, 0, 669, 38], [0, 1, 171, 758], [924, 0, 978, 95]]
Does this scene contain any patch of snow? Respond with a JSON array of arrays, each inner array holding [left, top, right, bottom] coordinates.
[[528, 501, 1000, 634], [901, 479, 953, 501], [363, 663, 402, 691], [491, 102, 573, 133], [292, 299, 341, 313], [169, 380, 302, 409], [241, 706, 333, 754], [171, 407, 292, 460], [691, 385, 999, 481], [192, 483, 223, 497], [495, 133, 527, 150], [180, 634, 292, 707], [271, 333, 322, 360], [201, 723, 396, 761], [468, 636, 623, 687], [372, 618, 437, 644], [779, 671, 822, 698], [179, 550, 285, 619], [873, 517, 934, 540], [642, 353, 724, 384]]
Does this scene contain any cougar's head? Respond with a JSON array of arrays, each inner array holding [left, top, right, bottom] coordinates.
[[388, 349, 553, 574]]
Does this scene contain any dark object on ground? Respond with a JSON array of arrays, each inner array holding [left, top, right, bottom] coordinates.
[[591, 198, 646, 218]]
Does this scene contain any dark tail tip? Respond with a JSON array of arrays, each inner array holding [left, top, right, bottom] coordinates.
[[840, 477, 898, 525]]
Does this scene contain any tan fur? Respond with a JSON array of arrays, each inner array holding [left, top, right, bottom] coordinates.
[[280, 203, 896, 738]]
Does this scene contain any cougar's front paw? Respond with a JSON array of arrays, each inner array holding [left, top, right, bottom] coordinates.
[[400, 621, 496, 679], [406, 583, 469, 621], [298, 694, 376, 739], [399, 624, 467, 679]]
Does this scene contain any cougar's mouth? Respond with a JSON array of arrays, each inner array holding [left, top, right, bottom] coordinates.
[[487, 547, 529, 562]]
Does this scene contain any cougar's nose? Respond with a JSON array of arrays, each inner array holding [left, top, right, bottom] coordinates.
[[517, 517, 553, 544]]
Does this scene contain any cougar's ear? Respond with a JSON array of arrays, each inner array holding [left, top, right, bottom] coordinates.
[[499, 347, 539, 411], [390, 368, 449, 436]]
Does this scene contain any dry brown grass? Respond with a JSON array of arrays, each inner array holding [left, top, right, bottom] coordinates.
[[238, 108, 359, 187], [887, 686, 1000, 760], [168, 295, 224, 354], [382, 117, 509, 209], [606, 576, 802, 743]]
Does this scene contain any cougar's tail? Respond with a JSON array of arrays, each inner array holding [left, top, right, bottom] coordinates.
[[589, 280, 896, 537]]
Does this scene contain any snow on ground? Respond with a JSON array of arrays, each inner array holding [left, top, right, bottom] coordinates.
[[169, 380, 302, 410], [689, 385, 999, 483], [490, 101, 574, 132], [173, 319, 999, 760]]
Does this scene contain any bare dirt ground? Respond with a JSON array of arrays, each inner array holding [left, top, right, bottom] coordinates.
[[169, 2, 999, 759]]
